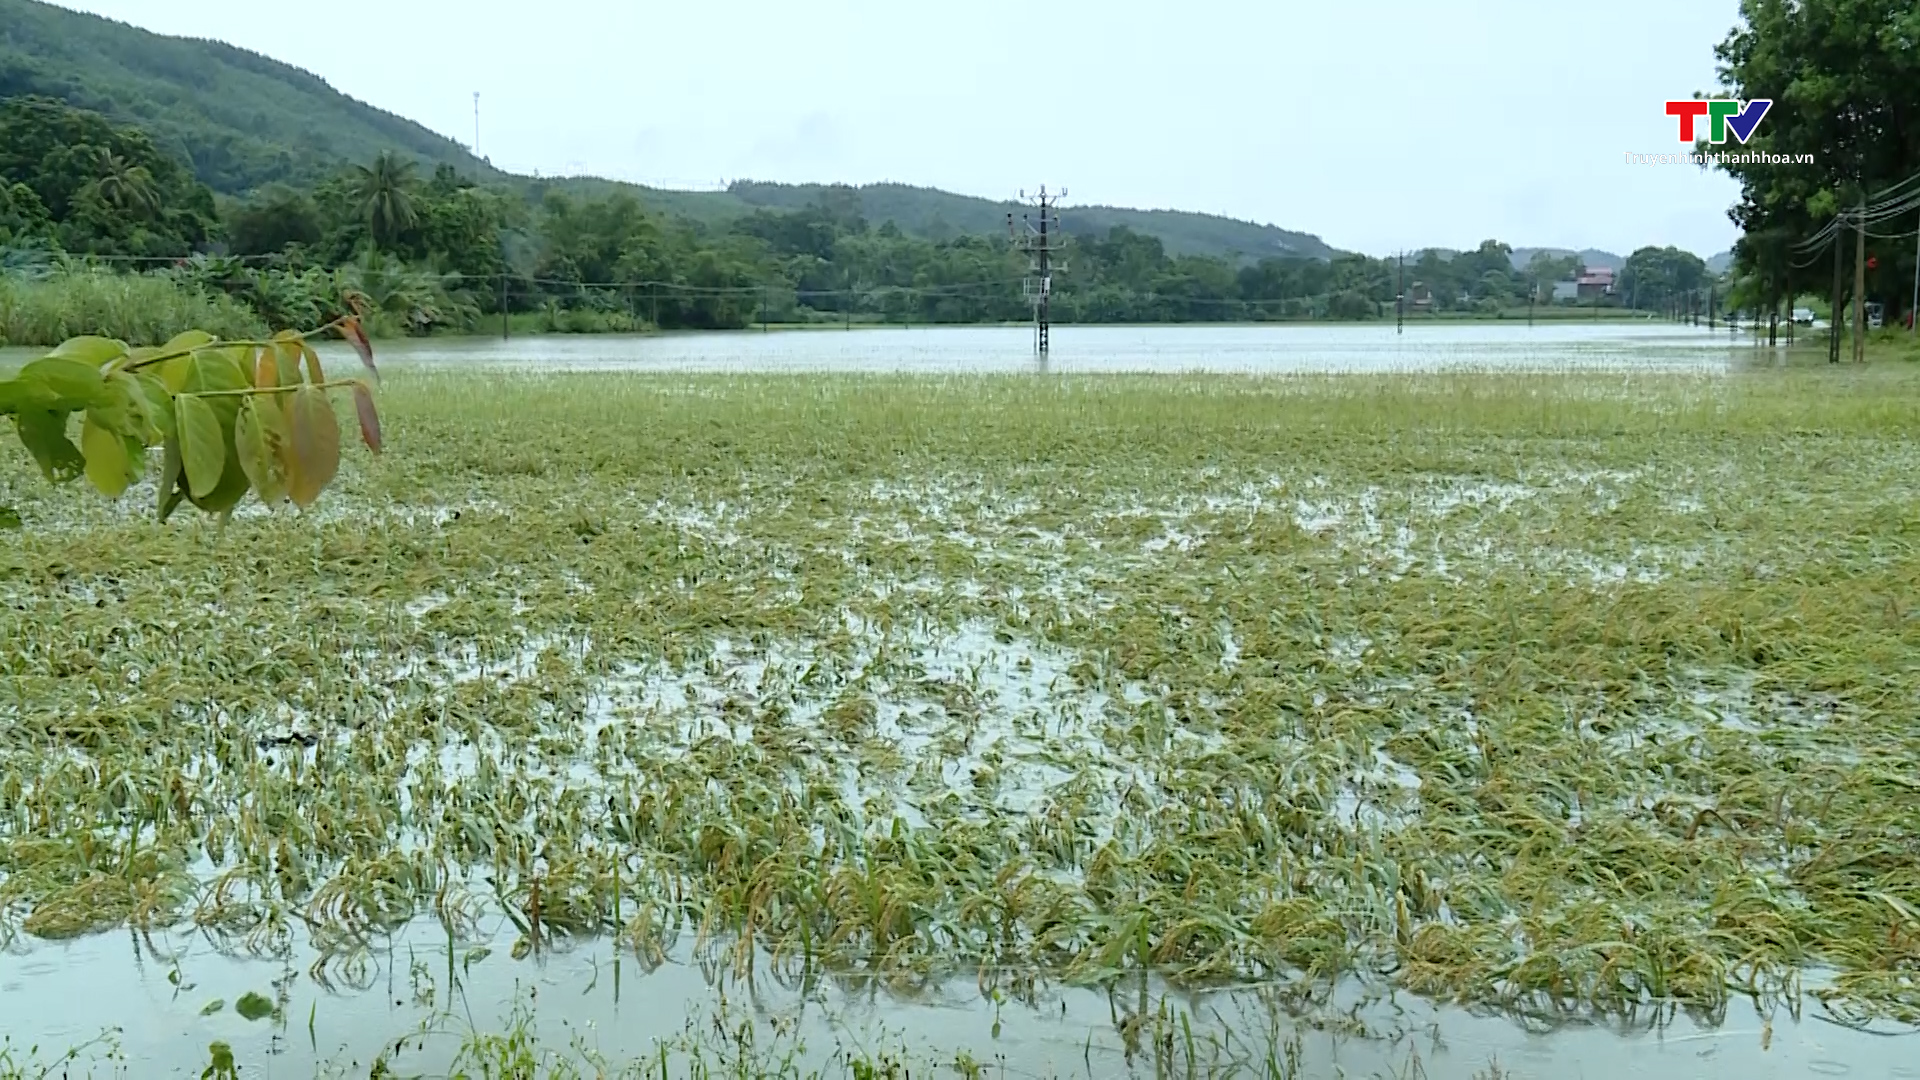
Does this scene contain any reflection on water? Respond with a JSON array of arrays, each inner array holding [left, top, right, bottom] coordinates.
[[263, 321, 1762, 375], [0, 917, 1910, 1079]]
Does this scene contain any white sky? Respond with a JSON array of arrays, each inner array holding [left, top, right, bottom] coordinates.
[[53, 0, 1746, 258]]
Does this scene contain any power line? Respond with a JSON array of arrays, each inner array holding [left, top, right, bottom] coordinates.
[[1794, 172, 1920, 254]]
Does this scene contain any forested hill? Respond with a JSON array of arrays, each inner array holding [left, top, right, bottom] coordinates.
[[0, 0, 1338, 262], [716, 182, 1340, 262], [0, 0, 499, 192]]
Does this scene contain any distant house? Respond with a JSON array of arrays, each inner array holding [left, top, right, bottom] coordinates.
[[1575, 267, 1616, 299], [1407, 281, 1434, 312]]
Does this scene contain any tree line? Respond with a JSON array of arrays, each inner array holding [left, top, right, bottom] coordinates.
[[2, 95, 1714, 337], [1714, 0, 1920, 330]]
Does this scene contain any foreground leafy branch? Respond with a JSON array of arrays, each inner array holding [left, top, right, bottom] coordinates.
[[0, 315, 380, 521]]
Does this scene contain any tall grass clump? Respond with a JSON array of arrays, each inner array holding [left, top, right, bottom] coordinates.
[[0, 269, 266, 347]]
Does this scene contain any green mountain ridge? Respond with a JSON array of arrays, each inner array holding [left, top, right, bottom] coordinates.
[[0, 0, 502, 193], [1, 0, 1339, 263]]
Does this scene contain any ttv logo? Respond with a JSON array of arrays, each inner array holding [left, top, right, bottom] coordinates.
[[1666, 99, 1772, 144]]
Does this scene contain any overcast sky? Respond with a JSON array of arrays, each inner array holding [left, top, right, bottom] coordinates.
[[55, 0, 1746, 257]]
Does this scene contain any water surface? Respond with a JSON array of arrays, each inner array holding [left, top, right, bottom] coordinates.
[[2, 321, 1776, 375]]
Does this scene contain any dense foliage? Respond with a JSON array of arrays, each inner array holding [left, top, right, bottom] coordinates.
[[0, 98, 216, 258], [1715, 0, 1920, 321]]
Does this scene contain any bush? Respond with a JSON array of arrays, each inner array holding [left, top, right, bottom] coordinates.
[[0, 270, 265, 347]]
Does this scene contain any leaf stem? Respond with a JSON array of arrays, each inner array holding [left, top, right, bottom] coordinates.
[[116, 318, 354, 375], [182, 378, 370, 399]]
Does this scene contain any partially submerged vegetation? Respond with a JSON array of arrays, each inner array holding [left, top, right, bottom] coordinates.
[[3, 360, 1919, 1073]]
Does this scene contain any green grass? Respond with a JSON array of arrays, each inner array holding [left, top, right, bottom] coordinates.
[[0, 272, 266, 347], [2, 358, 1919, 1070]]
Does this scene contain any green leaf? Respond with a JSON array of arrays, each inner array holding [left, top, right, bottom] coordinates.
[[158, 436, 185, 523], [234, 992, 275, 1022], [16, 357, 109, 412], [80, 414, 138, 497], [130, 373, 175, 441], [234, 398, 287, 506], [158, 330, 216, 357], [187, 440, 251, 516], [47, 335, 129, 368], [176, 395, 226, 499], [285, 386, 340, 510], [89, 374, 147, 442], [160, 349, 248, 406], [14, 411, 85, 483], [200, 999, 225, 1017], [0, 378, 43, 415]]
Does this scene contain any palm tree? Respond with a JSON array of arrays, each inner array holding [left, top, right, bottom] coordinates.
[[89, 149, 160, 218], [350, 152, 420, 251]]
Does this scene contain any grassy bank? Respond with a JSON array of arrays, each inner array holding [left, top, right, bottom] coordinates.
[[0, 271, 266, 347], [2, 361, 1919, 1071]]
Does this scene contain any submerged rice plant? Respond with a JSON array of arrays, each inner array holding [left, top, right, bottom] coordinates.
[[2, 360, 1919, 1072]]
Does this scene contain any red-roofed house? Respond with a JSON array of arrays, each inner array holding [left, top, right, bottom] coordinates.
[[1575, 267, 1616, 299]]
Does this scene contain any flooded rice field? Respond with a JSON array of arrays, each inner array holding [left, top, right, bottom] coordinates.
[[0, 319, 1770, 377], [1, 338, 1917, 1077]]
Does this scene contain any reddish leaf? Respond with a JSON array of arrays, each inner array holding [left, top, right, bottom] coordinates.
[[285, 386, 339, 510], [352, 383, 382, 455], [301, 342, 325, 386], [253, 347, 279, 391], [341, 317, 378, 381]]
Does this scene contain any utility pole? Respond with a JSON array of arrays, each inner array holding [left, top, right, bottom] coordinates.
[[1854, 195, 1868, 362], [1397, 252, 1405, 334], [1010, 186, 1067, 355], [1708, 285, 1716, 331], [1912, 216, 1920, 336], [500, 270, 509, 341], [1830, 212, 1846, 364]]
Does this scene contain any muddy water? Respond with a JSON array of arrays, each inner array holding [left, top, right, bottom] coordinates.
[[2, 321, 1766, 375]]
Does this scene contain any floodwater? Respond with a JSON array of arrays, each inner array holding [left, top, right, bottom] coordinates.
[[1, 320, 1866, 1078], [2, 919, 1909, 1079], [323, 321, 1765, 374], [1, 321, 1779, 375]]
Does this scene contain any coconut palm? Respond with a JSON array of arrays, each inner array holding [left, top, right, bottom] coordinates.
[[334, 248, 475, 334], [89, 149, 161, 218], [350, 152, 420, 251]]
